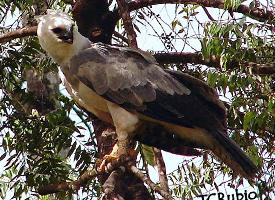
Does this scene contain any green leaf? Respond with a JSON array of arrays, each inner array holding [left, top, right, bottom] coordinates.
[[141, 144, 155, 166], [243, 111, 256, 131], [207, 72, 217, 87], [171, 20, 178, 30], [246, 145, 262, 166]]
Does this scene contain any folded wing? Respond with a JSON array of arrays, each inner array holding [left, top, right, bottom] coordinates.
[[68, 43, 258, 178]]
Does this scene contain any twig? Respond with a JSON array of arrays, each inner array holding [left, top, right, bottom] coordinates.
[[113, 31, 129, 44], [116, 0, 138, 48], [0, 26, 37, 43], [0, 3, 11, 24], [202, 6, 215, 21], [128, 165, 172, 200], [153, 148, 171, 199]]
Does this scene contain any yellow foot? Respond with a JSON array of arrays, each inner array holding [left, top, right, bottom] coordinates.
[[97, 149, 137, 173], [98, 155, 118, 172]]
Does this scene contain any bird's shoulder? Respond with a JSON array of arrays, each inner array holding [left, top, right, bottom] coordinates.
[[69, 43, 190, 98], [90, 42, 158, 65]]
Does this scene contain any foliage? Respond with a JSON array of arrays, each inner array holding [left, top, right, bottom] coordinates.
[[0, 0, 274, 199]]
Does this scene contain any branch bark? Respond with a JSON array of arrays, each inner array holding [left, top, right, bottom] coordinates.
[[0, 26, 37, 43], [38, 157, 164, 199], [127, 0, 275, 24], [38, 169, 100, 195], [128, 165, 172, 200], [153, 148, 171, 199], [154, 52, 275, 75], [116, 0, 138, 48]]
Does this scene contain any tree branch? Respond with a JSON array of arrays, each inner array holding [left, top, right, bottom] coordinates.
[[38, 158, 166, 199], [1, 1, 274, 45], [153, 148, 171, 198], [116, 0, 138, 47], [128, 165, 172, 200], [0, 26, 37, 43], [37, 169, 100, 195], [154, 52, 275, 75], [127, 0, 275, 24], [113, 31, 129, 44], [102, 168, 127, 199], [202, 6, 215, 21]]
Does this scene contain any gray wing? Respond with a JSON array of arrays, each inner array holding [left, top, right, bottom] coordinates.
[[68, 44, 259, 178], [68, 43, 224, 130], [69, 43, 190, 107]]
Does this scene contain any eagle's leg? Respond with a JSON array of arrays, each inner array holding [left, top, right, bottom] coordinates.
[[98, 102, 139, 172]]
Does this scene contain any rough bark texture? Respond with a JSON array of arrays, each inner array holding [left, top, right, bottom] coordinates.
[[93, 119, 154, 200], [116, 0, 138, 47], [0, 26, 37, 43]]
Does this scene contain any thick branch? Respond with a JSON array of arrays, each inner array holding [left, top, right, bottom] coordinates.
[[154, 52, 275, 75], [116, 0, 138, 47], [38, 158, 163, 199], [0, 26, 37, 43], [102, 168, 126, 199], [127, 0, 275, 24]]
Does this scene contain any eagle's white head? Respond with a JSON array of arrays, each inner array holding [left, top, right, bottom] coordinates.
[[37, 10, 90, 64]]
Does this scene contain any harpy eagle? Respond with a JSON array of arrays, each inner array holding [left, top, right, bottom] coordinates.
[[37, 10, 258, 178]]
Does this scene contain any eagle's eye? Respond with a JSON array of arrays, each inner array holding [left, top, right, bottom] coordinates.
[[51, 27, 64, 34]]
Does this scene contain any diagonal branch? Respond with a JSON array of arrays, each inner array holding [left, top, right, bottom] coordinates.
[[127, 0, 275, 24], [116, 0, 138, 47], [128, 165, 172, 200], [202, 6, 215, 21], [153, 148, 171, 198], [37, 169, 100, 195], [0, 26, 37, 43]]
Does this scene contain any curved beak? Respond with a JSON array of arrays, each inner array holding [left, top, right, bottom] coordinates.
[[58, 25, 74, 44]]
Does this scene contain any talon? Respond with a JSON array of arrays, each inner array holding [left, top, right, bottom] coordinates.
[[97, 149, 137, 172], [98, 155, 119, 172]]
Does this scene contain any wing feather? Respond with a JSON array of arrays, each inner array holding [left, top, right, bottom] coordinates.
[[69, 43, 190, 108], [67, 43, 258, 177], [69, 43, 223, 132]]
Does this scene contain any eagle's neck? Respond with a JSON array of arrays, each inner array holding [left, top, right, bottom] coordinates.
[[58, 32, 91, 65]]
